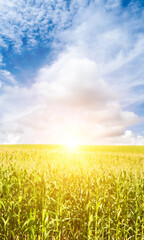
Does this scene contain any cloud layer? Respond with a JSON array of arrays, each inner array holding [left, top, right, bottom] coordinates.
[[0, 0, 144, 144], [0, 0, 88, 54]]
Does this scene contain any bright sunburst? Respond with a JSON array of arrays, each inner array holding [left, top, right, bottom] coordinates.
[[65, 138, 79, 150]]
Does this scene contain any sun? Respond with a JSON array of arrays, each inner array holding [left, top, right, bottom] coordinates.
[[65, 138, 79, 150]]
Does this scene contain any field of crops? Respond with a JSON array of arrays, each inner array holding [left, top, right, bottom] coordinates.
[[0, 145, 144, 240]]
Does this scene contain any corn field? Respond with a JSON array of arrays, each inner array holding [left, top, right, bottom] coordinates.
[[0, 145, 144, 239]]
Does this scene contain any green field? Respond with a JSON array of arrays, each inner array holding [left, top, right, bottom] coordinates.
[[0, 145, 144, 239]]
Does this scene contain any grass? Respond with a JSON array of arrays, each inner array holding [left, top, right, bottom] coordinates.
[[0, 145, 144, 239]]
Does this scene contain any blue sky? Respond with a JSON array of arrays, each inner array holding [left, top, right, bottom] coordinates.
[[0, 0, 144, 144]]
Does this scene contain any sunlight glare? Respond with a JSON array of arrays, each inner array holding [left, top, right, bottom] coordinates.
[[66, 138, 79, 150]]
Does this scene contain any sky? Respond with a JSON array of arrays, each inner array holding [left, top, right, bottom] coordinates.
[[0, 0, 144, 145]]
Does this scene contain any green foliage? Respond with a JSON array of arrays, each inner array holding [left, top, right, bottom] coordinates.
[[0, 145, 144, 239]]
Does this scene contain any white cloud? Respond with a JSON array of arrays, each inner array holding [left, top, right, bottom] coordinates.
[[33, 51, 115, 108], [0, 70, 16, 85], [122, 130, 144, 145], [0, 47, 142, 144], [106, 130, 144, 145]]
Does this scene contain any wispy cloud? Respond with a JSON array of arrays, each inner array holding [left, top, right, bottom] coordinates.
[[0, 70, 16, 87], [0, 0, 88, 54]]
